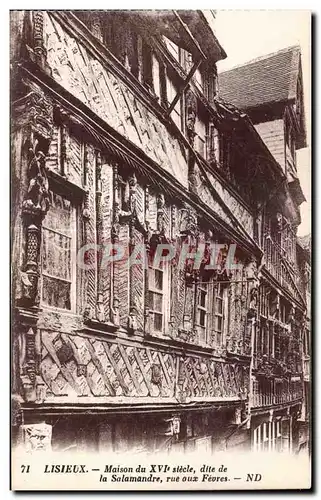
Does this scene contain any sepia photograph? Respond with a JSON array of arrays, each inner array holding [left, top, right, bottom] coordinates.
[[10, 8, 311, 490]]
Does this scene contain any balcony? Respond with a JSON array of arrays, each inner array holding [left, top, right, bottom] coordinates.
[[263, 235, 305, 302], [252, 389, 303, 408], [254, 355, 302, 378], [252, 380, 303, 409]]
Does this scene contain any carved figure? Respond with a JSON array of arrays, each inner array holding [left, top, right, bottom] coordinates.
[[23, 141, 51, 215], [127, 306, 138, 331], [21, 423, 52, 452], [111, 297, 120, 326]]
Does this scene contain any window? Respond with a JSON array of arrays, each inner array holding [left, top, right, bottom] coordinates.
[[270, 420, 282, 452], [208, 124, 220, 163], [148, 263, 165, 333], [166, 76, 182, 129], [118, 176, 130, 212], [280, 300, 287, 324], [196, 278, 208, 342], [269, 322, 274, 357], [181, 49, 193, 72], [194, 66, 204, 91], [274, 327, 281, 359], [213, 282, 226, 346], [41, 191, 77, 311], [261, 320, 269, 356], [206, 70, 218, 105], [259, 284, 270, 318], [262, 422, 270, 452], [275, 420, 282, 451], [281, 419, 291, 452], [304, 329, 310, 356], [126, 30, 140, 78], [164, 37, 180, 62], [152, 53, 161, 98], [219, 134, 230, 174], [285, 117, 296, 170], [142, 41, 153, 91], [194, 115, 207, 158]]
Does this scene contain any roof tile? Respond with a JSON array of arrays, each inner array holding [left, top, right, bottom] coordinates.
[[218, 45, 301, 111]]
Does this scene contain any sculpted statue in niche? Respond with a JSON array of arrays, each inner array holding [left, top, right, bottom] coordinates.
[[249, 287, 258, 313], [178, 207, 198, 237], [276, 212, 283, 231], [288, 306, 295, 326], [156, 193, 165, 234], [111, 297, 120, 326], [127, 305, 138, 332], [96, 293, 105, 322], [151, 364, 162, 387], [35, 377, 47, 404], [270, 292, 280, 319], [245, 256, 258, 280], [113, 171, 142, 233], [83, 304, 93, 321], [185, 88, 197, 144]]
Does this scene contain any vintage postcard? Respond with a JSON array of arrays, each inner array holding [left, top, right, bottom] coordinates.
[[10, 9, 311, 490]]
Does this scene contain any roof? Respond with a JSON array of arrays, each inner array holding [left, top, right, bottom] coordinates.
[[123, 10, 226, 63], [212, 96, 285, 181], [218, 45, 301, 111], [297, 234, 311, 251]]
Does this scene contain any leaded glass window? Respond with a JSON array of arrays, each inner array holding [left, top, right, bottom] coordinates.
[[41, 192, 76, 310], [148, 264, 164, 333]]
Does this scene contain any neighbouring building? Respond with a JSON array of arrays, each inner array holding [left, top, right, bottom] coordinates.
[[11, 12, 309, 455], [296, 234, 311, 454], [219, 45, 309, 453]]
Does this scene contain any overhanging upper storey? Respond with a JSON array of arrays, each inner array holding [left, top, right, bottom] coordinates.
[[123, 10, 227, 65], [218, 45, 307, 221]]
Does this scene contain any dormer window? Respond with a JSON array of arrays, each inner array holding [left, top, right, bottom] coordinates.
[[142, 41, 154, 91]]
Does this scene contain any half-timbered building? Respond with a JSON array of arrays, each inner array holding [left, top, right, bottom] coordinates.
[[219, 45, 309, 453]]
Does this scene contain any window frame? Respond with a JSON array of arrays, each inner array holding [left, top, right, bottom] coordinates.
[[262, 422, 270, 451], [148, 261, 169, 335], [213, 282, 227, 347], [195, 278, 229, 347], [141, 40, 154, 91], [196, 277, 209, 342]]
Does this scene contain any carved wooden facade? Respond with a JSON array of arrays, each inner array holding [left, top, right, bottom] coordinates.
[[218, 47, 309, 453]]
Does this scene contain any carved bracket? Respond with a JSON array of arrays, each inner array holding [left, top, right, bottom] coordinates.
[[13, 86, 54, 308], [20, 135, 52, 307], [12, 84, 54, 139], [185, 88, 197, 145], [18, 322, 45, 403]]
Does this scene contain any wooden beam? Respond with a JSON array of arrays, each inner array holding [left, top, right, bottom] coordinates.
[[173, 10, 207, 60], [20, 63, 261, 257]]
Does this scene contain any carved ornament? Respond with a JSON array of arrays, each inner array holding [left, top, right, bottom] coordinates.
[[185, 88, 197, 144], [20, 423, 52, 452], [13, 86, 54, 140], [22, 139, 51, 218]]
